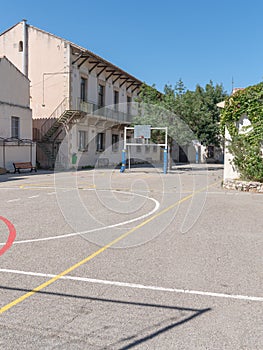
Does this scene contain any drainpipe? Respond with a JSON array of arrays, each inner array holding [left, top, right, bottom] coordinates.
[[22, 19, 28, 77]]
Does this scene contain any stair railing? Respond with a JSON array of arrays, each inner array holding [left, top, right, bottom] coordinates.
[[40, 97, 135, 141], [40, 97, 69, 139]]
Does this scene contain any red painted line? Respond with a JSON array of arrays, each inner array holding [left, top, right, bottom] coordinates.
[[0, 216, 16, 256]]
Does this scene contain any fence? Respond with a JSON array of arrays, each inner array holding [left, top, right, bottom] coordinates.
[[0, 138, 36, 171]]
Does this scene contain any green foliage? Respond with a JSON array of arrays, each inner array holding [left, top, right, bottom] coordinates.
[[134, 83, 194, 148], [220, 82, 263, 182], [193, 82, 228, 146], [135, 80, 228, 147]]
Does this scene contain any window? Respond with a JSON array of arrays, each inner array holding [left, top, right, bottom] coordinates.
[[112, 134, 119, 152], [11, 117, 20, 138], [145, 145, 150, 153], [96, 132, 105, 152], [127, 95, 132, 114], [114, 90, 119, 111], [98, 84, 104, 108], [19, 41, 23, 52], [80, 77, 87, 101], [78, 130, 87, 151]]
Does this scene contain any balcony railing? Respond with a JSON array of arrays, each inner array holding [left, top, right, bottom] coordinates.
[[38, 97, 135, 141], [75, 99, 134, 124]]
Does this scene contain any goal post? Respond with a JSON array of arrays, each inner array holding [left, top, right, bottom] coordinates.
[[120, 126, 168, 174]]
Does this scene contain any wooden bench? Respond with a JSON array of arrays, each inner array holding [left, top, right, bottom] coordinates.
[[13, 162, 37, 174]]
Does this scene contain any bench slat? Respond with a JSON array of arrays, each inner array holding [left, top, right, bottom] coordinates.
[[13, 162, 37, 174]]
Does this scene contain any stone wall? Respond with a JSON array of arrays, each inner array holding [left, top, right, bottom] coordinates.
[[223, 179, 263, 193]]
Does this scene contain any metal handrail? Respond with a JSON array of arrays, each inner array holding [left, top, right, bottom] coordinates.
[[40, 97, 69, 137], [40, 97, 134, 140]]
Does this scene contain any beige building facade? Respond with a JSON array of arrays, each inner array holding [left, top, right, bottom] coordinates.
[[0, 20, 163, 169]]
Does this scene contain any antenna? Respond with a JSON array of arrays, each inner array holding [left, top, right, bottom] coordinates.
[[231, 77, 234, 93]]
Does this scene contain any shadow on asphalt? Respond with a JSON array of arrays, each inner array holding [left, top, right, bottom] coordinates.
[[0, 285, 211, 349], [172, 167, 223, 172], [0, 170, 54, 183]]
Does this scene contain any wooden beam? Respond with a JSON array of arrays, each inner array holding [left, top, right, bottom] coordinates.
[[78, 56, 89, 68], [89, 62, 99, 73]]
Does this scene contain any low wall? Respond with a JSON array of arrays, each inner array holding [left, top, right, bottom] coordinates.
[[0, 143, 36, 172], [223, 179, 263, 193]]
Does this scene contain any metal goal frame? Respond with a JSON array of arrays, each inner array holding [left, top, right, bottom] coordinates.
[[120, 126, 168, 174]]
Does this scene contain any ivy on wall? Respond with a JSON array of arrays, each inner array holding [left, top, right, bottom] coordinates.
[[220, 82, 263, 182]]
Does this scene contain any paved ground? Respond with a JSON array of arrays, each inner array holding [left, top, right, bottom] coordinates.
[[0, 164, 262, 349]]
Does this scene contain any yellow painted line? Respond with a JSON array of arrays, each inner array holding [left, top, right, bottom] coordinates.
[[0, 180, 220, 315], [20, 183, 53, 188], [19, 184, 96, 190]]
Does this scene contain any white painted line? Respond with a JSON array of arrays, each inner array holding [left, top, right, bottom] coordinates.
[[47, 192, 56, 195], [23, 186, 55, 189], [7, 199, 21, 203], [0, 268, 262, 302], [28, 195, 40, 199], [0, 191, 160, 245]]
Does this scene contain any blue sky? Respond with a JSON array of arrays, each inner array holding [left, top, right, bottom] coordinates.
[[1, 0, 263, 94]]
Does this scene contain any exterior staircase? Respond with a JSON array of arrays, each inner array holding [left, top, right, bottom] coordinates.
[[36, 98, 86, 168], [41, 110, 85, 141], [35, 97, 134, 168]]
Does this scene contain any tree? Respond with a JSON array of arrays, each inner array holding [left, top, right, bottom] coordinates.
[[136, 80, 227, 139], [134, 80, 228, 167], [134, 83, 194, 169], [174, 81, 228, 146]]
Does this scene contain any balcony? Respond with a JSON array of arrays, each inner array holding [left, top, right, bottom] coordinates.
[[75, 99, 134, 124]]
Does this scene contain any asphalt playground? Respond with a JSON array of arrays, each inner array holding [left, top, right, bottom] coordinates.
[[0, 164, 262, 349]]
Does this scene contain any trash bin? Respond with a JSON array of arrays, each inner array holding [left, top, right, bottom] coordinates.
[[72, 153, 77, 165]]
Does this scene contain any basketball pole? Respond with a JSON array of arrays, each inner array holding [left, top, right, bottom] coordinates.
[[163, 148, 168, 174], [163, 127, 168, 174], [120, 149, 126, 173], [120, 127, 127, 173]]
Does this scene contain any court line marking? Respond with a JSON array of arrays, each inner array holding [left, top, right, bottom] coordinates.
[[0, 181, 218, 314], [0, 191, 160, 245], [0, 217, 16, 256], [7, 199, 21, 203], [0, 268, 262, 302]]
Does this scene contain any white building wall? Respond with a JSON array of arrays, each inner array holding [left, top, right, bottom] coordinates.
[[88, 74, 97, 104], [0, 22, 70, 119], [106, 81, 113, 107], [0, 143, 36, 171], [0, 58, 29, 106], [223, 115, 254, 181], [0, 56, 32, 139], [0, 104, 32, 139], [28, 27, 70, 119], [223, 127, 239, 180], [0, 22, 24, 74], [0, 56, 35, 170]]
